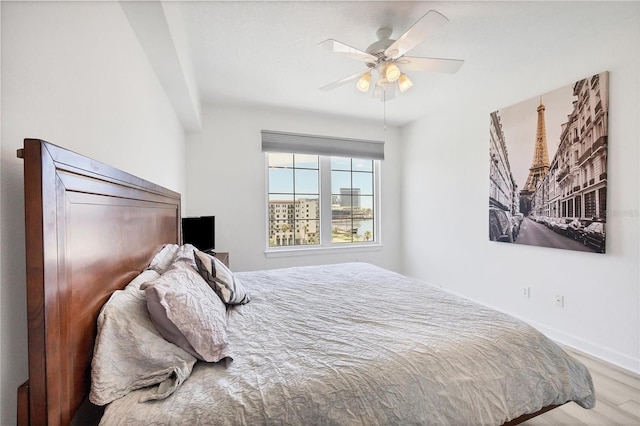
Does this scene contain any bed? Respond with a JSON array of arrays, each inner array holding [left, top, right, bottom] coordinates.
[[17, 139, 595, 425]]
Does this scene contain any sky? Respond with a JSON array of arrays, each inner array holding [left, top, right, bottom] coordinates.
[[496, 80, 577, 190], [268, 154, 374, 209]]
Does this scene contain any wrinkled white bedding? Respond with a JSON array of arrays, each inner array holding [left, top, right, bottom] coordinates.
[[100, 263, 594, 425]]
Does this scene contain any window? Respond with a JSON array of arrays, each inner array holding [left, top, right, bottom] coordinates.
[[331, 158, 374, 243], [267, 153, 378, 248], [262, 130, 383, 251], [268, 153, 319, 247], [567, 198, 574, 217], [598, 187, 607, 219], [584, 191, 596, 218]]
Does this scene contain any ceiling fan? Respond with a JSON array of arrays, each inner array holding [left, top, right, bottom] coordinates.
[[319, 10, 464, 101]]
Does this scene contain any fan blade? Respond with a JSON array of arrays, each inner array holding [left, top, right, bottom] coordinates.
[[319, 39, 378, 65], [384, 10, 449, 59], [320, 69, 370, 92], [400, 56, 464, 73]]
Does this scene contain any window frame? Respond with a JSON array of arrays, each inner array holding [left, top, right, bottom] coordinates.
[[265, 153, 382, 256]]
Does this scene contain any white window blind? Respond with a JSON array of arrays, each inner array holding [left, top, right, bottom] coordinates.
[[261, 130, 384, 160]]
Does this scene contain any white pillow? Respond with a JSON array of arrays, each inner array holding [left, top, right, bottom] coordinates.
[[90, 270, 196, 406], [147, 244, 179, 274], [141, 262, 231, 362], [194, 250, 251, 305], [147, 244, 198, 274], [172, 243, 198, 270]]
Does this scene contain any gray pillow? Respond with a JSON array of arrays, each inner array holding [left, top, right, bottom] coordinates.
[[90, 270, 196, 406], [194, 250, 251, 305], [145, 285, 200, 360], [141, 262, 231, 362]]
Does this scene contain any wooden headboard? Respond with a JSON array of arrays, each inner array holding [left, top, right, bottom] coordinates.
[[17, 139, 181, 425]]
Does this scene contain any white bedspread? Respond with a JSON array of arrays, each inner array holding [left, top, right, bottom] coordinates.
[[101, 263, 594, 425]]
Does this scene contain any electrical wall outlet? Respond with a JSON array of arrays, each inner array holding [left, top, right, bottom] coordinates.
[[522, 287, 530, 298], [555, 294, 564, 308]]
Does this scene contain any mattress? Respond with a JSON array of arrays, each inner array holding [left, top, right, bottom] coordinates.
[[100, 262, 594, 425]]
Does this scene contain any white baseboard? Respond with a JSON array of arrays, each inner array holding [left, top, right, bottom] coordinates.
[[522, 318, 640, 375], [430, 284, 640, 375]]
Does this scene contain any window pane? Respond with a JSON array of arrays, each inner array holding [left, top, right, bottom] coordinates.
[[295, 169, 318, 194], [352, 158, 373, 172], [268, 195, 295, 247], [331, 216, 374, 244], [331, 157, 351, 171], [331, 170, 351, 194], [269, 220, 295, 247], [269, 195, 295, 221], [295, 196, 319, 219], [269, 168, 293, 193], [295, 197, 319, 246], [294, 154, 318, 169], [331, 215, 354, 243], [268, 153, 293, 168], [357, 195, 374, 211], [352, 215, 374, 242], [295, 219, 320, 245], [353, 196, 373, 242], [352, 172, 373, 195]]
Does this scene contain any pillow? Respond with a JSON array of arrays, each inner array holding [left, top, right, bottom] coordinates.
[[147, 243, 179, 274], [145, 286, 199, 360], [90, 270, 196, 406], [141, 262, 231, 362], [147, 244, 198, 275], [194, 250, 250, 305], [172, 243, 198, 270]]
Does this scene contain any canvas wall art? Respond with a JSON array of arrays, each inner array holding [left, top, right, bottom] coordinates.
[[489, 71, 609, 253]]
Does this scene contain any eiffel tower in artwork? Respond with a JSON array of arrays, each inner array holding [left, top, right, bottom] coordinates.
[[519, 98, 550, 215]]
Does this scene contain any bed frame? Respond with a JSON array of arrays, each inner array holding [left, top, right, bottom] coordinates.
[[15, 139, 561, 425], [16, 139, 181, 425]]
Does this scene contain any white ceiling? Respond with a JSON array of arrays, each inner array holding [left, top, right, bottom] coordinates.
[[132, 1, 623, 129], [179, 0, 481, 127]]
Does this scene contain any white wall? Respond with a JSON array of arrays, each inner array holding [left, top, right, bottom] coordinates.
[[401, 3, 640, 373], [186, 104, 401, 273], [0, 2, 186, 424], [0, 4, 3, 422]]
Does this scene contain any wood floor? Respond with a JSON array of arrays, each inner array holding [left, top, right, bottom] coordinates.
[[522, 346, 640, 425]]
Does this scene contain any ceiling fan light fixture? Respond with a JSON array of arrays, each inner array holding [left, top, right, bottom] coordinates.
[[376, 77, 389, 87], [398, 73, 413, 93], [384, 62, 401, 82], [319, 10, 464, 102], [356, 72, 372, 92]]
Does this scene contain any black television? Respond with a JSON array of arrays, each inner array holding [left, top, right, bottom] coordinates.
[[182, 216, 215, 252]]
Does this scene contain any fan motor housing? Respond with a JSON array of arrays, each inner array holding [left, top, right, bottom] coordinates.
[[366, 27, 395, 57]]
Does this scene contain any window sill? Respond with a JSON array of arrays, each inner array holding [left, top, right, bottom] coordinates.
[[265, 243, 383, 258]]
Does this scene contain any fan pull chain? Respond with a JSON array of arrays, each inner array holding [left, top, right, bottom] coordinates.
[[383, 89, 387, 131]]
